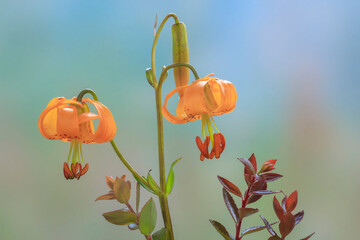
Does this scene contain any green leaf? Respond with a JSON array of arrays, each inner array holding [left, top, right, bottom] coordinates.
[[209, 219, 233, 240], [152, 228, 166, 240], [113, 176, 131, 204], [133, 174, 155, 194], [240, 221, 279, 237], [136, 182, 141, 214], [128, 223, 139, 230], [139, 198, 157, 235], [165, 158, 182, 196], [103, 209, 137, 225], [239, 208, 259, 220], [147, 171, 161, 194]]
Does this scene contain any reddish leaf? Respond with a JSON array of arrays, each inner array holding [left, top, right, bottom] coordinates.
[[240, 221, 279, 237], [248, 153, 257, 173], [301, 232, 315, 240], [285, 190, 298, 212], [223, 188, 239, 222], [279, 212, 295, 238], [268, 236, 281, 240], [281, 195, 288, 211], [251, 190, 280, 195], [105, 176, 115, 190], [273, 196, 285, 221], [238, 157, 255, 175], [218, 176, 242, 198], [244, 173, 254, 186], [247, 176, 267, 204], [294, 210, 304, 225], [209, 220, 233, 240], [262, 173, 283, 182], [258, 159, 277, 173], [239, 208, 259, 220], [95, 192, 116, 201], [260, 215, 277, 236]]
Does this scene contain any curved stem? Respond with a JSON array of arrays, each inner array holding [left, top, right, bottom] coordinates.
[[110, 140, 148, 187], [151, 13, 179, 87], [77, 88, 98, 101], [158, 62, 200, 89]]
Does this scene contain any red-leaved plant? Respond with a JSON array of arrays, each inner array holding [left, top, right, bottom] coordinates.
[[210, 154, 315, 240]]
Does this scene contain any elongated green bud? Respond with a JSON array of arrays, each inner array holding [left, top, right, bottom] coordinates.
[[172, 22, 189, 97]]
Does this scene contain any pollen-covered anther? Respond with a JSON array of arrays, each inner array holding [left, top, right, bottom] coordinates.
[[210, 133, 226, 159], [63, 162, 89, 180], [196, 136, 210, 161], [63, 162, 74, 180]]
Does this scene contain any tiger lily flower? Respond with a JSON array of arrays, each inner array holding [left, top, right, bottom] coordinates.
[[162, 74, 237, 161], [38, 97, 116, 179]]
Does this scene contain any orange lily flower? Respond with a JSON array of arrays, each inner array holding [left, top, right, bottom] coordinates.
[[162, 74, 237, 160], [38, 97, 116, 179]]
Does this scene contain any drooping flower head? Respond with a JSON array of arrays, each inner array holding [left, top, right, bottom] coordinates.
[[162, 74, 237, 160], [38, 97, 116, 179]]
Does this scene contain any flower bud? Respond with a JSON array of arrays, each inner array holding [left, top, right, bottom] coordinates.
[[172, 22, 189, 97]]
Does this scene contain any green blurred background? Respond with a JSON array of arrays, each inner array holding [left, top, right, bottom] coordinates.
[[1, 0, 359, 239]]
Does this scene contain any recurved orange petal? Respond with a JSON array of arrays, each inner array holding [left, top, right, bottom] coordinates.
[[81, 98, 116, 143]]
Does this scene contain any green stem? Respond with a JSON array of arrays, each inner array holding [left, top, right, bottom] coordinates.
[[151, 13, 179, 87], [154, 63, 200, 240], [110, 140, 148, 187], [77, 88, 98, 101], [158, 63, 200, 89]]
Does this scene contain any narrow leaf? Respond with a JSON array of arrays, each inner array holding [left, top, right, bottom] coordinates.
[[240, 221, 279, 237], [223, 188, 239, 222], [248, 153, 257, 173], [237, 157, 255, 175], [136, 182, 141, 214], [147, 171, 161, 194], [165, 158, 182, 195], [251, 190, 280, 195], [285, 190, 298, 213], [218, 176, 242, 198], [105, 176, 115, 190], [279, 212, 295, 238], [152, 228, 166, 240], [139, 198, 157, 235], [95, 192, 116, 201], [103, 209, 137, 225], [301, 232, 315, 240], [260, 215, 278, 236], [133, 174, 155, 194], [273, 196, 285, 221], [128, 223, 139, 230], [209, 220, 233, 240], [294, 210, 304, 225], [262, 173, 283, 182], [239, 208, 259, 220], [281, 195, 288, 211]]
